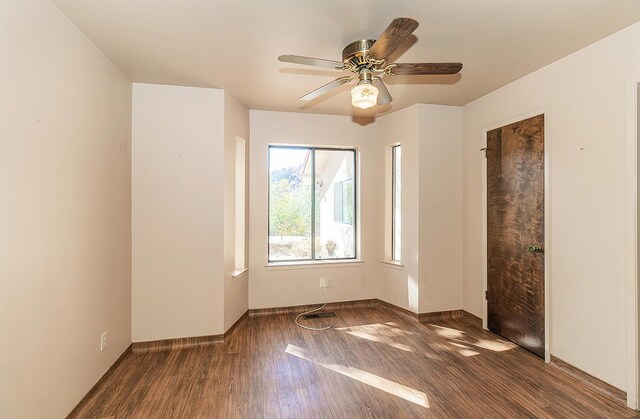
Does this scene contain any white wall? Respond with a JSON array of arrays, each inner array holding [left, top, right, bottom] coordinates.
[[249, 111, 380, 309], [132, 83, 225, 340], [223, 92, 250, 330], [376, 105, 463, 314], [462, 22, 640, 390], [418, 105, 463, 313], [377, 106, 420, 312], [0, 1, 132, 417]]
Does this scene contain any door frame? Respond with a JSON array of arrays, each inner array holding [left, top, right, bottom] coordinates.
[[625, 76, 640, 410], [480, 108, 551, 363]]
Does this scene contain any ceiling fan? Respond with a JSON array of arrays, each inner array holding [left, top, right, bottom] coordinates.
[[278, 18, 463, 110]]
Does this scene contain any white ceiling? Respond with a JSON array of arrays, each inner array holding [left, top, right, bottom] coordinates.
[[52, 0, 640, 117]]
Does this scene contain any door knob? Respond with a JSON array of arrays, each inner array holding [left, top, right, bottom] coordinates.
[[527, 245, 543, 253]]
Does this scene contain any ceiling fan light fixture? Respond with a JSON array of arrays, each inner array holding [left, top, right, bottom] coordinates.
[[351, 81, 378, 109], [280, 18, 462, 110]]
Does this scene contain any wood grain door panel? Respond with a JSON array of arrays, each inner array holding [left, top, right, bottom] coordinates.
[[487, 114, 545, 358]]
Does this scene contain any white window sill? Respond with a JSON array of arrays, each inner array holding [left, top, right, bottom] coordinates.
[[232, 268, 248, 280], [265, 259, 364, 270], [381, 260, 404, 270]]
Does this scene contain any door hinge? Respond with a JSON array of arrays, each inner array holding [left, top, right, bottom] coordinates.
[[480, 147, 487, 158], [485, 290, 488, 300]]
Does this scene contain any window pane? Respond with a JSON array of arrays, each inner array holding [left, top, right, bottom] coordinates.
[[269, 147, 312, 261], [314, 150, 356, 259], [235, 138, 246, 270], [392, 146, 401, 261]]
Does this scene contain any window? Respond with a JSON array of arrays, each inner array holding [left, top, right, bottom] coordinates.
[[234, 137, 246, 272], [333, 179, 354, 225], [269, 146, 356, 262], [392, 145, 401, 261]]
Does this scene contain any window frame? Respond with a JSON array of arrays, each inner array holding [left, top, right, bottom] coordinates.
[[234, 137, 247, 273], [391, 144, 401, 262], [267, 145, 358, 263]]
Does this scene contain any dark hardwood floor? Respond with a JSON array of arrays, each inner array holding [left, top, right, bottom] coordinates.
[[69, 304, 638, 418]]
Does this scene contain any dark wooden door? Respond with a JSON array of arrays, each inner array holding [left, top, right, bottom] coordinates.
[[487, 114, 545, 358]]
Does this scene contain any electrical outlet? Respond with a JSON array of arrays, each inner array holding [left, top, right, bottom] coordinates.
[[320, 277, 333, 288], [100, 332, 108, 351]]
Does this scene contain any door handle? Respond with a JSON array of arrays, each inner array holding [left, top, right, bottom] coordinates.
[[527, 245, 543, 253]]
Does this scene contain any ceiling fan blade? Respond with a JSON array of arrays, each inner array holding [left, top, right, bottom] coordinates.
[[278, 55, 345, 69], [368, 18, 419, 61], [373, 78, 392, 105], [300, 76, 353, 101], [389, 62, 463, 76]]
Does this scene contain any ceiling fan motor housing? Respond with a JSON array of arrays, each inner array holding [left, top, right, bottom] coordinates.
[[342, 39, 376, 68]]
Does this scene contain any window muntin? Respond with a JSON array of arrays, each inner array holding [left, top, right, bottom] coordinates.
[[268, 146, 357, 262]]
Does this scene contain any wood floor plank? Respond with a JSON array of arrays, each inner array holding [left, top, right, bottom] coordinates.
[[68, 305, 639, 418]]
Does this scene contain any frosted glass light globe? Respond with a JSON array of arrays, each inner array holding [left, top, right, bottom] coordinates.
[[351, 83, 379, 109]]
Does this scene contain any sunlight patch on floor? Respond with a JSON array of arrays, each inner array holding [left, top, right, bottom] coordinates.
[[430, 325, 465, 339], [449, 342, 480, 357], [285, 344, 429, 408], [339, 329, 413, 352], [432, 342, 479, 357], [429, 325, 515, 353], [473, 338, 515, 352], [335, 323, 414, 352], [364, 323, 414, 336]]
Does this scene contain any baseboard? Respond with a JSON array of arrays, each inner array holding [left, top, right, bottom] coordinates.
[[70, 313, 250, 415], [132, 334, 223, 353], [418, 309, 466, 322], [68, 302, 483, 416], [374, 300, 482, 327], [375, 303, 624, 405], [66, 344, 132, 418], [248, 298, 378, 317], [68, 302, 487, 417], [422, 309, 482, 328], [252, 298, 481, 329], [550, 356, 626, 405], [224, 310, 249, 338], [376, 304, 624, 405], [255, 298, 483, 329], [131, 310, 249, 353], [459, 310, 483, 327], [376, 299, 419, 319]]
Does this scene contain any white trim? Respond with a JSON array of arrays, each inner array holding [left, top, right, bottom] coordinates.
[[232, 268, 248, 281], [383, 144, 401, 263], [234, 137, 247, 274], [481, 108, 551, 363], [625, 75, 640, 410], [265, 259, 364, 270], [482, 147, 488, 331], [381, 260, 404, 270], [266, 145, 362, 264]]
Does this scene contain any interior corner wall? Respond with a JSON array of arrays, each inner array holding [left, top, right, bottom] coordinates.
[[418, 105, 463, 313], [377, 106, 420, 312], [0, 1, 132, 417], [376, 104, 463, 314], [462, 22, 640, 390], [223, 92, 250, 331], [132, 83, 225, 341], [248, 110, 380, 309]]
